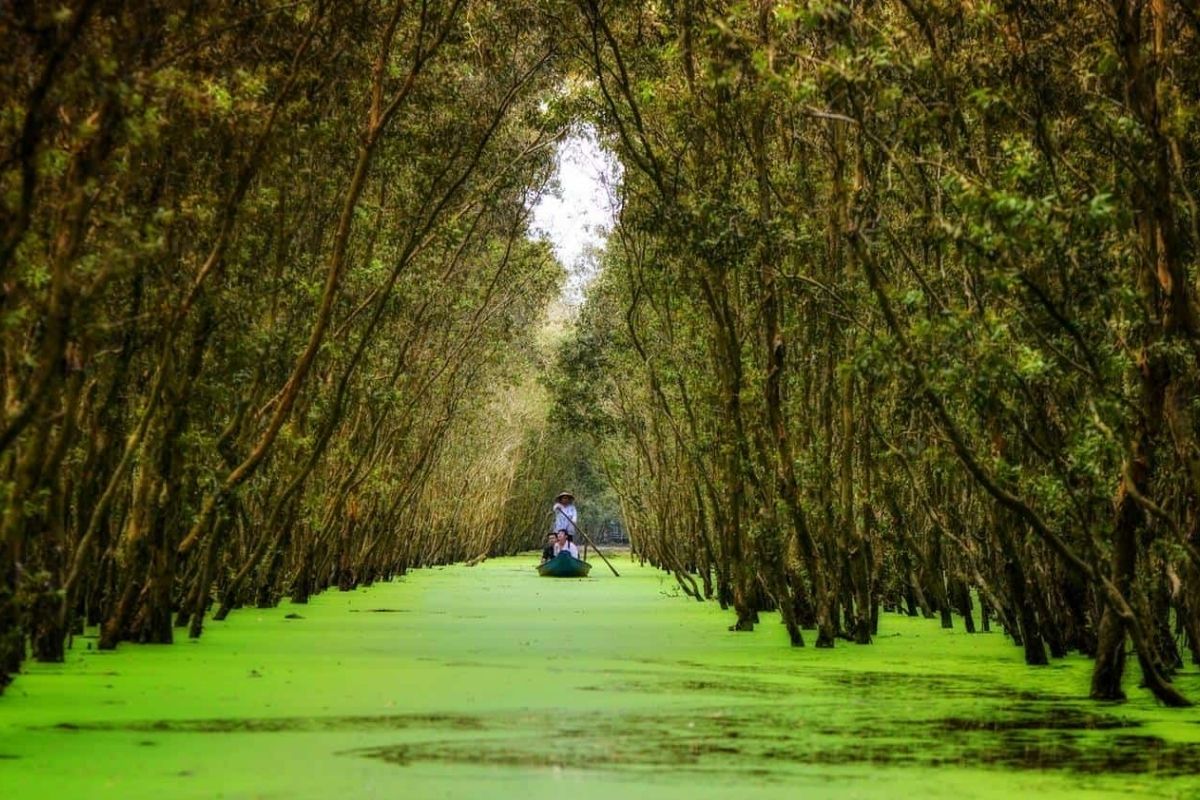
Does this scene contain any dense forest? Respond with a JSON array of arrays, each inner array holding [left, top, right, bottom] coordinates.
[[0, 0, 578, 690], [4, 0, 1200, 710]]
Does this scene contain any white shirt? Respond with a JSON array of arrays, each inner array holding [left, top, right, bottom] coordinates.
[[553, 502, 577, 534], [554, 541, 579, 558]]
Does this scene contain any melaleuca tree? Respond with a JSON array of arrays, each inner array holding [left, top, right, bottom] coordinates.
[[0, 0, 567, 689], [567, 0, 1199, 705]]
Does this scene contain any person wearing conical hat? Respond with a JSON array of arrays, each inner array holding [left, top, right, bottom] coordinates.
[[552, 491, 578, 554]]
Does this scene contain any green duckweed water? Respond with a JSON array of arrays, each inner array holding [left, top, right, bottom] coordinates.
[[2, 555, 1199, 799]]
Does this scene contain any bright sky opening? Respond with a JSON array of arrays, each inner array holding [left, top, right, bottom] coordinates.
[[529, 126, 622, 305]]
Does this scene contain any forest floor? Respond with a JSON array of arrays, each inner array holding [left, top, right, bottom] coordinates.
[[2, 555, 1199, 799]]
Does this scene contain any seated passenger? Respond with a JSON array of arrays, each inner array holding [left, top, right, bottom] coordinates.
[[541, 532, 556, 563], [554, 530, 579, 559]]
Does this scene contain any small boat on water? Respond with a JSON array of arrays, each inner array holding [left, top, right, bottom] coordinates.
[[538, 552, 592, 578]]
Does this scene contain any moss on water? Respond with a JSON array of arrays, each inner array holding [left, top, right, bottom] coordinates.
[[2, 556, 1198, 799]]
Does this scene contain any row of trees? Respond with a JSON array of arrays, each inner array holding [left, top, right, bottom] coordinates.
[[6, 0, 1199, 710], [556, 0, 1200, 704], [0, 0, 570, 691]]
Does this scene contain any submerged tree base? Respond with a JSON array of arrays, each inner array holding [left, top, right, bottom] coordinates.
[[2, 556, 1198, 799]]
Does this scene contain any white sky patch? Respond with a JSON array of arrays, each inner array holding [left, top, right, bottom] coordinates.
[[529, 127, 621, 305]]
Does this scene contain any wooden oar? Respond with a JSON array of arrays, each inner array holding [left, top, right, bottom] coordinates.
[[551, 508, 620, 577]]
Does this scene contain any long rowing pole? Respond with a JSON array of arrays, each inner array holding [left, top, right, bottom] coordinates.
[[552, 507, 620, 577]]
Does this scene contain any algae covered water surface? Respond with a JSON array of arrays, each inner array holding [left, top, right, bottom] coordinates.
[[2, 555, 1199, 799]]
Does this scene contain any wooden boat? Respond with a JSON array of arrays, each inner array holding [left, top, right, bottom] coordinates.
[[537, 552, 592, 578]]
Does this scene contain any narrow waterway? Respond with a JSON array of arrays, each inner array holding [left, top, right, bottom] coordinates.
[[2, 555, 1198, 799]]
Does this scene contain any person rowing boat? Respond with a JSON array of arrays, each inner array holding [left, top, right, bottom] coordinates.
[[552, 492, 580, 558], [552, 491, 577, 539], [538, 491, 589, 577], [538, 489, 620, 578]]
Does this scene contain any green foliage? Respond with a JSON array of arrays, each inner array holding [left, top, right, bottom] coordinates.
[[566, 0, 1200, 701]]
